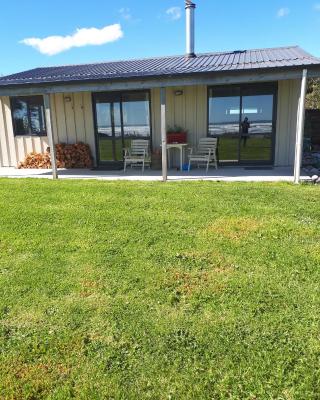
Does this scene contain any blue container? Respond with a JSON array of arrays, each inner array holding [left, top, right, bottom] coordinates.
[[182, 163, 189, 171]]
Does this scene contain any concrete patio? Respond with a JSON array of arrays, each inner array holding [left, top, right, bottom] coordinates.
[[0, 167, 310, 182]]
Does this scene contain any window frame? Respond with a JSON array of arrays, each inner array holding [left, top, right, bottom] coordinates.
[[10, 95, 47, 137], [92, 89, 152, 166], [207, 82, 278, 166]]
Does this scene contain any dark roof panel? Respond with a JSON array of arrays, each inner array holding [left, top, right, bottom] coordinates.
[[0, 46, 319, 87]]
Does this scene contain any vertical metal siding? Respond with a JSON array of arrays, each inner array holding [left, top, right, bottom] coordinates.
[[151, 85, 207, 167], [151, 88, 161, 148], [0, 92, 96, 167], [151, 82, 299, 168], [82, 92, 96, 165], [2, 97, 17, 166], [54, 93, 68, 143], [0, 82, 299, 168], [64, 93, 77, 142], [0, 97, 9, 166], [275, 79, 300, 166], [74, 92, 86, 143]]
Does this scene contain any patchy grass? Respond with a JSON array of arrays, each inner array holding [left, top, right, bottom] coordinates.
[[204, 216, 264, 241], [0, 179, 319, 399]]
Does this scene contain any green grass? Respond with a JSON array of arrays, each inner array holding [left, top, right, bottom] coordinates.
[[0, 179, 319, 399]]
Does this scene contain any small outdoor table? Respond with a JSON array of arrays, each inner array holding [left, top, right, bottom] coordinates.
[[165, 143, 188, 171]]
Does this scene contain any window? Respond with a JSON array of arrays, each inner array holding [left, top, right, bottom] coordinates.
[[93, 91, 151, 164], [208, 83, 277, 165], [11, 96, 46, 136], [121, 92, 151, 140]]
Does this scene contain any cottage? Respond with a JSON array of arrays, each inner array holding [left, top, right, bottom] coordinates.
[[0, 1, 319, 182]]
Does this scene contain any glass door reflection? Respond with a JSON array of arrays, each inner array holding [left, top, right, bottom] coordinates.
[[122, 92, 151, 149], [93, 91, 151, 167], [208, 87, 240, 164], [95, 100, 123, 162], [240, 94, 274, 163], [208, 84, 277, 165]]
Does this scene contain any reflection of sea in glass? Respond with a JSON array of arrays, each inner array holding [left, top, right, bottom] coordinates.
[[242, 95, 273, 135], [94, 91, 151, 163], [122, 92, 150, 138], [208, 94, 240, 137], [209, 123, 239, 136], [96, 102, 112, 136], [208, 86, 275, 164]]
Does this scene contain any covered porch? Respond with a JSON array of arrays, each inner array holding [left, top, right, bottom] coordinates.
[[1, 54, 320, 183], [0, 166, 310, 182]]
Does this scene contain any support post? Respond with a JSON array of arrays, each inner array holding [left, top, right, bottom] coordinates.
[[160, 87, 167, 182], [294, 69, 308, 184], [43, 94, 58, 179]]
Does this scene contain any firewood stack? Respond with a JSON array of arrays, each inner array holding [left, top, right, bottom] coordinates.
[[18, 142, 93, 169], [18, 152, 51, 169], [55, 143, 93, 168]]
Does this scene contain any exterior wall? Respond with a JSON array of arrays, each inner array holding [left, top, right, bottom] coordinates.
[[151, 85, 207, 166], [275, 79, 300, 167], [0, 92, 95, 167], [152, 81, 301, 168], [151, 85, 207, 149], [0, 81, 300, 168]]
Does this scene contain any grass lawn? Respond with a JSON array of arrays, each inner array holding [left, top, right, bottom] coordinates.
[[0, 179, 319, 399]]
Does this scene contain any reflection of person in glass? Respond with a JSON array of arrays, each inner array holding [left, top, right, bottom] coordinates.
[[241, 117, 250, 147]]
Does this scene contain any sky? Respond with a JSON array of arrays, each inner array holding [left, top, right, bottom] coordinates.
[[1, 0, 320, 76]]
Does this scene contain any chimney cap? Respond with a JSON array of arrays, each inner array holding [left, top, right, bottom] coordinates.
[[185, 1, 196, 9]]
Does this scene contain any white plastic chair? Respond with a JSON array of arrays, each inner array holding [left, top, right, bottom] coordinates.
[[188, 138, 218, 172], [123, 140, 151, 172]]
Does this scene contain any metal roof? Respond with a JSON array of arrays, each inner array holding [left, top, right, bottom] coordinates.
[[0, 46, 319, 87]]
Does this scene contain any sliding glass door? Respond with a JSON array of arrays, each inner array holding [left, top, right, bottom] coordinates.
[[95, 100, 123, 163], [208, 87, 241, 163], [93, 91, 151, 167], [208, 83, 277, 165]]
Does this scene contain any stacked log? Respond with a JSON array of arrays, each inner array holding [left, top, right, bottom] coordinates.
[[18, 142, 93, 169], [55, 143, 93, 168], [18, 152, 51, 169]]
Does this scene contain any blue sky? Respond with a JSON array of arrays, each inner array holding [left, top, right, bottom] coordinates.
[[1, 0, 320, 76]]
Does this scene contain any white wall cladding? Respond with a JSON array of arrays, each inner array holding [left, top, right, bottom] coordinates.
[[0, 80, 300, 168], [151, 81, 301, 168], [275, 79, 300, 167], [0, 92, 95, 167], [151, 85, 207, 167], [151, 85, 207, 150]]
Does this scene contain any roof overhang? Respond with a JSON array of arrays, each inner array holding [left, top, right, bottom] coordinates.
[[1, 66, 320, 97]]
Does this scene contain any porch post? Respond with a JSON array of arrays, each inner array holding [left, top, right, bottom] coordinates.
[[160, 87, 167, 182], [293, 69, 308, 184], [43, 94, 58, 179]]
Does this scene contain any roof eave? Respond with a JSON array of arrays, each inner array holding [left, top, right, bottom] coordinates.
[[1, 64, 320, 96]]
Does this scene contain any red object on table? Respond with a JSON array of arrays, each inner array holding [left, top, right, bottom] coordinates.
[[167, 132, 187, 144]]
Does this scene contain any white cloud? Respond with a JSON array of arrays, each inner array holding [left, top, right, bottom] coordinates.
[[119, 7, 132, 20], [314, 3, 320, 10], [21, 24, 123, 56], [276, 7, 290, 17], [166, 6, 182, 21], [119, 7, 141, 23]]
